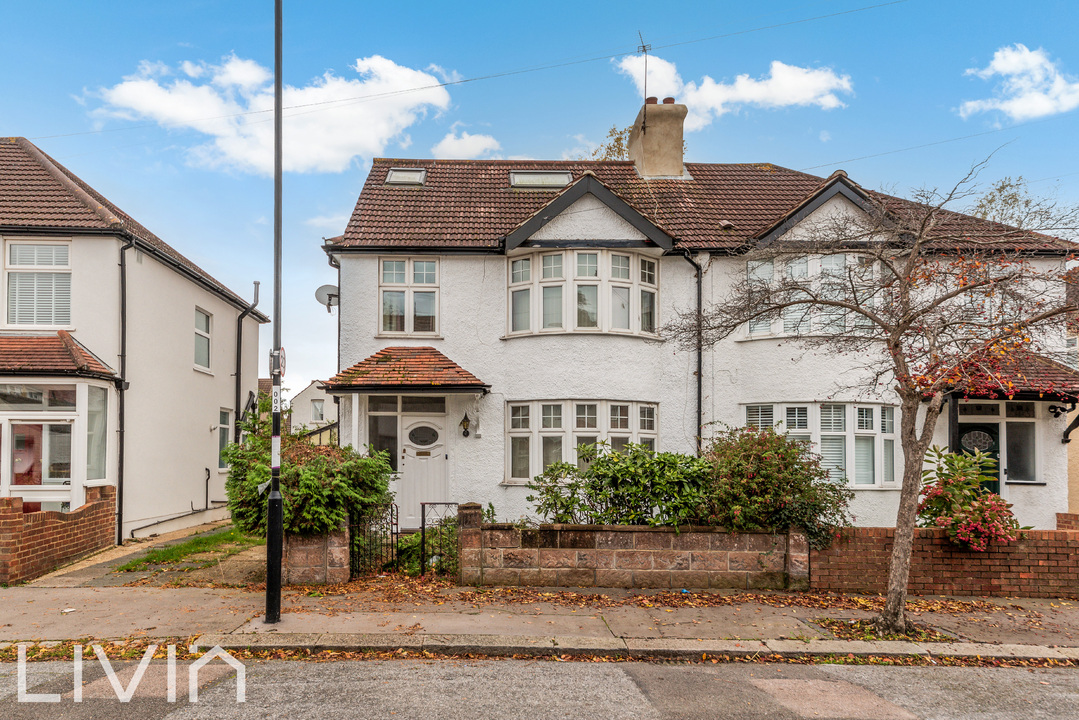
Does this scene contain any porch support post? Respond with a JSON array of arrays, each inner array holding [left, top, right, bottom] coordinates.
[[948, 392, 960, 453], [351, 393, 360, 449]]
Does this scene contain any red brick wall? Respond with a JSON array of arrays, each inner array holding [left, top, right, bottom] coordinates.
[[0, 485, 116, 585], [811, 527, 1079, 598], [1057, 513, 1079, 531]]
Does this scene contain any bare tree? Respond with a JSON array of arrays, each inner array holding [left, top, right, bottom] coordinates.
[[664, 163, 1079, 633]]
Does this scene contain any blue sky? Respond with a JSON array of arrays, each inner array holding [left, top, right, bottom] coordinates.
[[3, 0, 1078, 398]]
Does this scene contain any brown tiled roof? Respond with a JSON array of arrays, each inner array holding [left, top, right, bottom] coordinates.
[[0, 137, 267, 317], [324, 346, 488, 392], [0, 331, 115, 378], [1009, 353, 1079, 398], [257, 378, 273, 396], [332, 158, 1072, 254]]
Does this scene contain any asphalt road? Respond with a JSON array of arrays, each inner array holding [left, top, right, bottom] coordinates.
[[2, 659, 1077, 719]]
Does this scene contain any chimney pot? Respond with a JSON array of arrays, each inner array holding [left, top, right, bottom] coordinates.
[[662, 97, 675, 104], [645, 96, 658, 105]]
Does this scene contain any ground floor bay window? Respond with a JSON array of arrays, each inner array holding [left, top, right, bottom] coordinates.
[[506, 399, 658, 483], [0, 381, 110, 512], [745, 402, 898, 487]]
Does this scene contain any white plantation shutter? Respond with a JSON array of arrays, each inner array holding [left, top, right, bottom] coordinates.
[[820, 405, 846, 432], [11, 244, 68, 266], [854, 436, 875, 484], [819, 435, 846, 480], [8, 272, 71, 325], [883, 439, 895, 484], [746, 405, 774, 428], [785, 406, 808, 430]]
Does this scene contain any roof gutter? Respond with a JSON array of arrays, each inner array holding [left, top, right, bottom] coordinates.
[[234, 281, 260, 443], [680, 249, 704, 454]]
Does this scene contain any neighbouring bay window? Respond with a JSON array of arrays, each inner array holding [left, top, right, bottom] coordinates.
[[506, 399, 658, 481], [194, 308, 211, 369], [380, 258, 439, 335], [7, 242, 71, 326], [745, 402, 897, 487], [507, 251, 659, 336], [0, 382, 110, 512]]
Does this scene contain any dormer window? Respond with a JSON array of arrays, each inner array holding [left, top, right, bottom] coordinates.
[[385, 168, 427, 186], [509, 171, 572, 189]]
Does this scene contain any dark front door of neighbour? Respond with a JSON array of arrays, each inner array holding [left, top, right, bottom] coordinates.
[[958, 423, 1000, 494]]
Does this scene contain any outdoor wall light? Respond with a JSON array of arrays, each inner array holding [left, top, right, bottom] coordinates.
[[1048, 402, 1076, 418], [460, 413, 471, 437]]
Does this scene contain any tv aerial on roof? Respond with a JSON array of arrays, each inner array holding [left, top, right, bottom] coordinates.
[[315, 284, 339, 313]]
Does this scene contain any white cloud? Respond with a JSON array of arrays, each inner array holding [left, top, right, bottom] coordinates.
[[615, 55, 852, 131], [431, 129, 500, 159], [96, 54, 451, 175], [427, 64, 463, 84], [561, 133, 597, 160], [959, 44, 1079, 121], [819, 130, 831, 142], [304, 213, 350, 230]]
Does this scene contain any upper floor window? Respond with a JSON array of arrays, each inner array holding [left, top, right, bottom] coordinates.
[[194, 309, 211, 369], [507, 250, 659, 337], [7, 243, 71, 326], [380, 258, 438, 335], [745, 401, 898, 487], [311, 399, 324, 423]]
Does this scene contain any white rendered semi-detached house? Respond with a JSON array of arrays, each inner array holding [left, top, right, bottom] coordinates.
[[0, 137, 267, 540], [323, 99, 1079, 531]]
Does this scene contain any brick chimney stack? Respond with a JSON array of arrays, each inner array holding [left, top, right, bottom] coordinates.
[[627, 96, 687, 178]]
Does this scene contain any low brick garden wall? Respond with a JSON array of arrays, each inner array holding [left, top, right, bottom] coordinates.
[[284, 525, 349, 584], [1058, 513, 1079, 531], [0, 485, 116, 585], [456, 503, 808, 590], [811, 527, 1079, 598]]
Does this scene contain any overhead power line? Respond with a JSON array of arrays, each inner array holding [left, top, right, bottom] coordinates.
[[30, 0, 910, 142]]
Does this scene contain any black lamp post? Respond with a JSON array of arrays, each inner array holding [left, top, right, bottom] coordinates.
[[265, 0, 284, 624]]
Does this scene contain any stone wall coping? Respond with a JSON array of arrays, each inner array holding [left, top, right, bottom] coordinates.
[[479, 523, 790, 535]]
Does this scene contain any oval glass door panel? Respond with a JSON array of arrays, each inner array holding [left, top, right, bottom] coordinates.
[[408, 426, 439, 447]]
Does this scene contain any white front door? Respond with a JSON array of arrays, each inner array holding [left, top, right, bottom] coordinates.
[[396, 416, 448, 528]]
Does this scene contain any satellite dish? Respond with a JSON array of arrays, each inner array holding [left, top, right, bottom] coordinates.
[[315, 284, 339, 312]]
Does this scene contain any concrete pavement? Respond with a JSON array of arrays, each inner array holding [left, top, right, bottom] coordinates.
[[2, 582, 1078, 662]]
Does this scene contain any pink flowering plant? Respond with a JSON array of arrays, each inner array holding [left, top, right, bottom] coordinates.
[[917, 446, 1023, 552]]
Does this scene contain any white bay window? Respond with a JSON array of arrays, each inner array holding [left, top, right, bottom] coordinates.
[[506, 399, 659, 481], [508, 251, 659, 337], [746, 402, 898, 487]]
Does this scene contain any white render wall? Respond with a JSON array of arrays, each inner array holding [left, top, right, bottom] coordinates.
[[291, 380, 337, 431], [122, 245, 260, 537], [334, 195, 1070, 529]]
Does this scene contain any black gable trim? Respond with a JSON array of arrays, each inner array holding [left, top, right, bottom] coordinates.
[[756, 178, 873, 246], [504, 175, 673, 251]]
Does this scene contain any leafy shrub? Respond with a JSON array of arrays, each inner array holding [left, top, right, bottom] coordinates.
[[699, 425, 854, 549], [917, 446, 1022, 552], [397, 518, 458, 577], [224, 396, 392, 537], [527, 442, 710, 526]]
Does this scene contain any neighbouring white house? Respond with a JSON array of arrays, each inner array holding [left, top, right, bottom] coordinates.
[[321, 100, 1078, 531], [290, 379, 337, 433], [0, 137, 267, 540]]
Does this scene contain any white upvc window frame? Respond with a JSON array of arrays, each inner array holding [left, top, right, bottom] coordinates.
[[506, 250, 660, 338], [5, 239, 73, 329], [743, 401, 899, 488], [194, 307, 212, 372], [0, 380, 114, 512], [218, 408, 232, 471], [505, 399, 659, 483], [957, 399, 1039, 485], [378, 257, 440, 337]]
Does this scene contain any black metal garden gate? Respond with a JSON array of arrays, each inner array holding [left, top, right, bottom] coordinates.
[[419, 502, 459, 576], [349, 503, 399, 578]]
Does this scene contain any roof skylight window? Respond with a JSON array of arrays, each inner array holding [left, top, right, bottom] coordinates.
[[510, 171, 572, 189], [385, 168, 427, 186]]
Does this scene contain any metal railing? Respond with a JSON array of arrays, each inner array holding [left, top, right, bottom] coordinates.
[[420, 502, 459, 577], [349, 503, 399, 578]]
